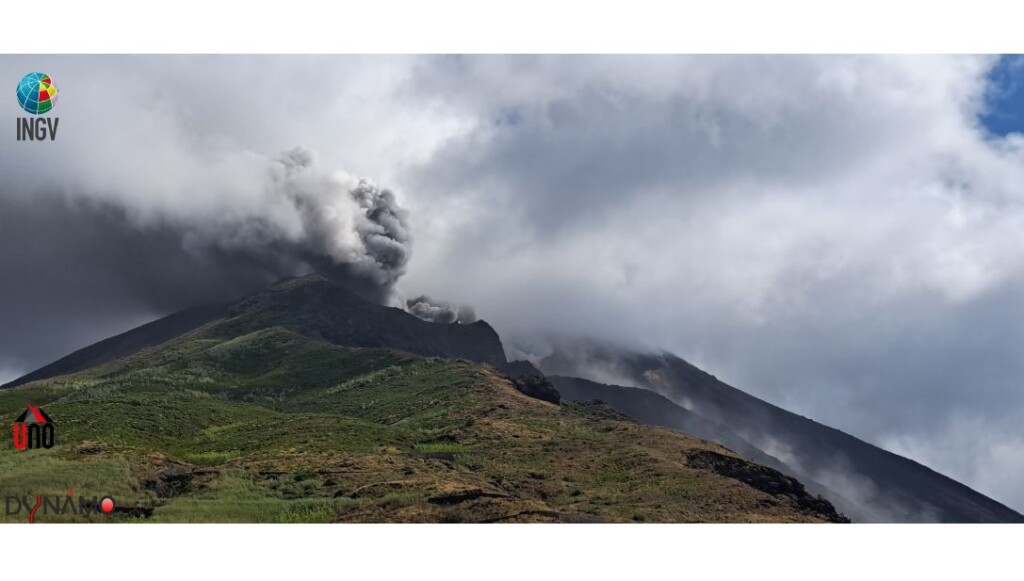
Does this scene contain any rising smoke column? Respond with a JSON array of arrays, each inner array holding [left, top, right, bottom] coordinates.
[[4, 145, 413, 311], [270, 147, 410, 302], [0, 145, 413, 375]]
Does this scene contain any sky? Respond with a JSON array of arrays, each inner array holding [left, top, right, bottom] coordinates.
[[1, 55, 1023, 512], [981, 55, 1024, 136]]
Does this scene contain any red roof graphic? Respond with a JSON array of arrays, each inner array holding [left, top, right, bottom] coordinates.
[[15, 404, 52, 424]]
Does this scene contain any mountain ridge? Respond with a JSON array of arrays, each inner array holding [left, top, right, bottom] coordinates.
[[542, 345, 1024, 523], [4, 274, 509, 390], [0, 277, 846, 523], [5, 274, 1018, 522]]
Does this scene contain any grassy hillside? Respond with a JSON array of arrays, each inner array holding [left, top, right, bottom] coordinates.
[[0, 326, 844, 523]]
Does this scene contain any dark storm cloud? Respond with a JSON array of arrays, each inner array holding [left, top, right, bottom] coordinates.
[[0, 145, 412, 377], [0, 192, 279, 375], [0, 163, 412, 373], [0, 55, 430, 379]]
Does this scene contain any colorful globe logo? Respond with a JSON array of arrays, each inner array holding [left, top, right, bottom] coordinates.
[[16, 72, 58, 115]]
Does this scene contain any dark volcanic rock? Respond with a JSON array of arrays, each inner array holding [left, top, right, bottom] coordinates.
[[511, 375, 561, 405], [685, 449, 848, 523], [212, 275, 508, 368], [5, 274, 511, 389], [502, 359, 543, 379]]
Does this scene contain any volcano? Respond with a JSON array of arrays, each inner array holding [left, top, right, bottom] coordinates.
[[543, 347, 1024, 523], [2, 274, 1019, 523]]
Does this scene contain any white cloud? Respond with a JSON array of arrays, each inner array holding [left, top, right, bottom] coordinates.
[[883, 415, 1024, 513], [396, 56, 1024, 510]]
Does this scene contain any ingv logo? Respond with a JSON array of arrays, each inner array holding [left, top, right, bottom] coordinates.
[[11, 404, 55, 450], [15, 72, 60, 141]]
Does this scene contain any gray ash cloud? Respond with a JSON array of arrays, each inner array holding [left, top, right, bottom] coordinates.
[[406, 295, 477, 324], [271, 147, 410, 302], [0, 144, 412, 374]]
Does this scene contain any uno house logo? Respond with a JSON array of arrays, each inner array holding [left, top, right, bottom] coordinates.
[[15, 72, 60, 141], [11, 404, 55, 450]]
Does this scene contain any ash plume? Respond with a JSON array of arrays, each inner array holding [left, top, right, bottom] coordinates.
[[0, 145, 411, 373], [406, 295, 478, 324], [270, 147, 410, 302]]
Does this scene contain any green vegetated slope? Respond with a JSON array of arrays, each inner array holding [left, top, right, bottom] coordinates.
[[0, 325, 844, 523]]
